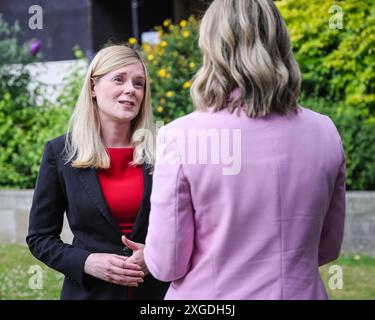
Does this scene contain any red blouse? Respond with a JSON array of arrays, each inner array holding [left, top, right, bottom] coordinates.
[[97, 147, 143, 237]]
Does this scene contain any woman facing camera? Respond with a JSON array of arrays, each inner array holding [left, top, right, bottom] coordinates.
[[124, 0, 346, 300], [27, 45, 169, 300]]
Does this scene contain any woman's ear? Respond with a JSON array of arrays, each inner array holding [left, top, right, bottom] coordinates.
[[90, 78, 96, 98]]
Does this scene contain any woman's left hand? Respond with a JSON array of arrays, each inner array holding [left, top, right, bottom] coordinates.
[[121, 235, 149, 276]]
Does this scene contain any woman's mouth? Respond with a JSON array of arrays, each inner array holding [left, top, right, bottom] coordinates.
[[118, 100, 135, 107]]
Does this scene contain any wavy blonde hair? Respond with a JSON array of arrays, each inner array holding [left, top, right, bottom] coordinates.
[[191, 0, 301, 117], [65, 45, 155, 168]]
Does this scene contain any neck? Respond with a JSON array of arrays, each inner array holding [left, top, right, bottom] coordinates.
[[100, 118, 132, 148]]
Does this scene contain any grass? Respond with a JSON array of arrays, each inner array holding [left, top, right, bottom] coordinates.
[[320, 254, 375, 300], [0, 243, 374, 300], [0, 243, 63, 299]]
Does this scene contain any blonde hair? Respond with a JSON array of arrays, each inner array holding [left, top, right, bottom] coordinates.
[[190, 0, 301, 117], [65, 45, 155, 168]]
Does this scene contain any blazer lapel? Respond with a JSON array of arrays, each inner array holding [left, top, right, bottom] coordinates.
[[129, 163, 153, 243], [76, 167, 123, 237]]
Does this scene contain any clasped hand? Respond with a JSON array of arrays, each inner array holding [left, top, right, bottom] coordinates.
[[83, 235, 148, 287]]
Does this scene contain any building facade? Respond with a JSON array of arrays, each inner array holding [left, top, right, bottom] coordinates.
[[0, 0, 209, 61]]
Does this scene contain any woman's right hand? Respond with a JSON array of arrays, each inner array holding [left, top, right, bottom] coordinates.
[[83, 253, 145, 286]]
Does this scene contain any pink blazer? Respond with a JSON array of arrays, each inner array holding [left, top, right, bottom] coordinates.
[[144, 106, 345, 300]]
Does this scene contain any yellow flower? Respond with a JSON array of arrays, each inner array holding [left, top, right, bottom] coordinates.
[[148, 54, 154, 61], [189, 62, 196, 69], [142, 43, 152, 53], [158, 69, 166, 77], [156, 106, 164, 113], [159, 98, 166, 104], [182, 31, 190, 38], [128, 37, 137, 45], [188, 16, 197, 24], [180, 20, 187, 28], [158, 30, 163, 38], [160, 40, 168, 47], [166, 73, 171, 79], [163, 19, 171, 27], [166, 91, 173, 98], [169, 25, 174, 31], [183, 81, 191, 89]]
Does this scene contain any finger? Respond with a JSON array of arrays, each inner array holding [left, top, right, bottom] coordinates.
[[127, 283, 140, 287], [113, 254, 128, 261], [108, 277, 139, 287], [109, 274, 143, 286], [113, 274, 144, 283], [110, 265, 144, 277], [111, 255, 142, 270], [124, 260, 142, 271], [123, 268, 145, 277], [111, 256, 129, 268], [121, 235, 139, 251]]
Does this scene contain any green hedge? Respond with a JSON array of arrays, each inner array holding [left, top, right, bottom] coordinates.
[[0, 92, 71, 188], [301, 96, 375, 190], [0, 16, 72, 188], [138, 16, 200, 123], [277, 0, 375, 113]]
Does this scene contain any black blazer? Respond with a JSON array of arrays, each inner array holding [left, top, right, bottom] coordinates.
[[26, 135, 169, 300]]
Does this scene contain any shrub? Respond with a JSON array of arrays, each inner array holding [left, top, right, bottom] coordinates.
[[301, 96, 375, 190], [0, 16, 72, 188], [0, 15, 41, 105], [0, 91, 72, 188], [137, 16, 201, 123], [276, 0, 375, 113]]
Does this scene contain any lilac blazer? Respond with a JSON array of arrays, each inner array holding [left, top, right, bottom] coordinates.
[[144, 106, 345, 300]]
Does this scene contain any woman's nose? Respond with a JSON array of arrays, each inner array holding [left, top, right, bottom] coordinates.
[[124, 82, 135, 95]]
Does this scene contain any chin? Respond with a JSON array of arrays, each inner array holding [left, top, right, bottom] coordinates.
[[115, 113, 137, 122]]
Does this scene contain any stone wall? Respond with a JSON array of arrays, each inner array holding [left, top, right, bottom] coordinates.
[[1, 190, 374, 255], [0, 190, 73, 245]]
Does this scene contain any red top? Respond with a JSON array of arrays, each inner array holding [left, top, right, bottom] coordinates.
[[97, 148, 143, 237]]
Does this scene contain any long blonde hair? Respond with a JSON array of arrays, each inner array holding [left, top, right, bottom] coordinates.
[[65, 45, 155, 168], [190, 0, 301, 117]]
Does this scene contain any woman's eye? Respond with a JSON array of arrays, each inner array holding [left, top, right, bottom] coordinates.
[[134, 82, 144, 88], [114, 77, 123, 83]]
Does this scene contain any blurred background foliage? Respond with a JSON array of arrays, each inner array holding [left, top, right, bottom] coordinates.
[[140, 16, 200, 123], [0, 0, 374, 190], [0, 15, 71, 188], [278, 0, 375, 114]]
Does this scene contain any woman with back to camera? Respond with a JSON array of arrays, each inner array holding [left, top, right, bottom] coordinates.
[[123, 0, 346, 299], [27, 45, 169, 300]]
